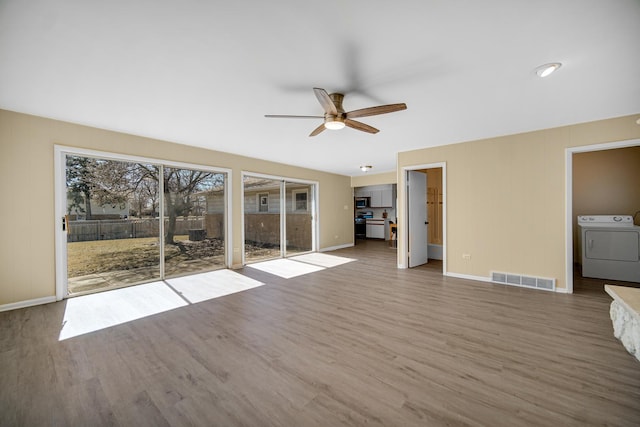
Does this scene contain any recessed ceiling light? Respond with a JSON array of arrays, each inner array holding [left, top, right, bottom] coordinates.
[[535, 62, 562, 78], [360, 165, 372, 172], [636, 117, 640, 125]]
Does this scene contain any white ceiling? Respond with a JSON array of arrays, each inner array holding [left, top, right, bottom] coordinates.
[[1, 1, 639, 176]]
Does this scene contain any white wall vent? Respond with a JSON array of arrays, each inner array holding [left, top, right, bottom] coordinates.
[[491, 271, 555, 291]]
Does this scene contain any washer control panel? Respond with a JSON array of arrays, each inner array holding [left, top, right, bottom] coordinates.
[[577, 215, 633, 225]]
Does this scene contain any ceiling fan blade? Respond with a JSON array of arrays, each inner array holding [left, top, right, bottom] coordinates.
[[309, 123, 326, 137], [346, 103, 407, 119], [313, 88, 338, 115], [265, 114, 324, 119], [345, 119, 379, 134]]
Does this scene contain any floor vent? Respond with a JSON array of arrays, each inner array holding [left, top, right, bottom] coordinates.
[[491, 271, 555, 291]]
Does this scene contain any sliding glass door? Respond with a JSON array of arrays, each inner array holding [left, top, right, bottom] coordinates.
[[65, 156, 161, 295], [62, 150, 227, 297], [163, 167, 226, 277], [243, 174, 316, 264], [285, 181, 313, 256], [243, 176, 281, 263]]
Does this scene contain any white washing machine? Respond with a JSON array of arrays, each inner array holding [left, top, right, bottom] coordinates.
[[577, 215, 640, 283]]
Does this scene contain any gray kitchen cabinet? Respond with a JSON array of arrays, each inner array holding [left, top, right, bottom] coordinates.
[[355, 184, 395, 208], [366, 219, 385, 239], [369, 190, 382, 207], [369, 187, 393, 208], [381, 189, 393, 207], [354, 188, 370, 198]]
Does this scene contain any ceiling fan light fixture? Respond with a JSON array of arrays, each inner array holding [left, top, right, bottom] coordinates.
[[360, 165, 372, 172], [324, 117, 345, 130], [535, 62, 562, 78], [265, 88, 406, 137]]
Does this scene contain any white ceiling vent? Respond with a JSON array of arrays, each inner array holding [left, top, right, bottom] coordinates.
[[491, 271, 555, 292]]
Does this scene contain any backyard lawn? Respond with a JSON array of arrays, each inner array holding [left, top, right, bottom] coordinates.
[[66, 236, 293, 298], [67, 235, 225, 278]]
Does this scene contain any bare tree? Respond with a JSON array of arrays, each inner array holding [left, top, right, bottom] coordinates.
[[90, 159, 138, 210], [130, 178, 159, 217], [66, 155, 223, 244], [141, 179, 159, 217], [132, 164, 223, 244], [162, 167, 223, 244], [66, 156, 96, 219]]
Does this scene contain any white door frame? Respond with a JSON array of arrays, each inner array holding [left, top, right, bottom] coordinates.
[[564, 138, 640, 294], [54, 145, 233, 301], [399, 162, 447, 272]]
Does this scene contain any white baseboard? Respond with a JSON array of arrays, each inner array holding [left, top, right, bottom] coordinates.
[[320, 243, 354, 252], [444, 272, 492, 282], [0, 296, 57, 312]]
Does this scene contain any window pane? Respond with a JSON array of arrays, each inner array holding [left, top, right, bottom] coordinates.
[[286, 183, 312, 255], [66, 156, 160, 295], [163, 167, 226, 277], [244, 176, 281, 262]]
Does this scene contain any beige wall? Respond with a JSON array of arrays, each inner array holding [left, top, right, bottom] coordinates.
[[573, 146, 640, 218], [572, 146, 640, 262], [351, 171, 396, 187], [397, 115, 640, 291], [0, 109, 353, 306]]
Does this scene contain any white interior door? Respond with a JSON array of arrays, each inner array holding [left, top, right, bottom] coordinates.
[[408, 170, 428, 267]]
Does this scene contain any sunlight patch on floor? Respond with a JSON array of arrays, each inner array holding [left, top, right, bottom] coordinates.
[[290, 252, 356, 268], [247, 258, 325, 278], [59, 271, 266, 341], [59, 281, 187, 341], [58, 254, 348, 340], [166, 269, 265, 304]]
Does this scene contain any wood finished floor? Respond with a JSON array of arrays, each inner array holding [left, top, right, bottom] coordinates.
[[1, 240, 639, 426]]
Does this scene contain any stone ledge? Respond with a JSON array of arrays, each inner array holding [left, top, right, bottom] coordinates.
[[605, 285, 640, 363]]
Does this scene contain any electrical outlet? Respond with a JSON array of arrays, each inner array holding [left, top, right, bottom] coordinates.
[[462, 253, 471, 260]]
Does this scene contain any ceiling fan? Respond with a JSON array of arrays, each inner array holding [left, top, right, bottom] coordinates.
[[265, 88, 407, 137]]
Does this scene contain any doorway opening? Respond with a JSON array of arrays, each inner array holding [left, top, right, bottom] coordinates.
[[565, 139, 640, 294], [400, 163, 446, 272]]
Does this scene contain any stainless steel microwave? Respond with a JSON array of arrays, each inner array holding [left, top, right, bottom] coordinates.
[[355, 197, 369, 208]]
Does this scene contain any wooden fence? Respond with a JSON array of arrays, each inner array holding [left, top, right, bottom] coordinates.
[[67, 213, 310, 249], [67, 217, 219, 242], [244, 213, 311, 250]]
